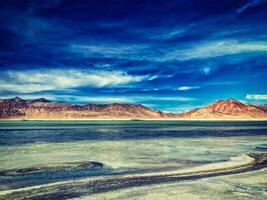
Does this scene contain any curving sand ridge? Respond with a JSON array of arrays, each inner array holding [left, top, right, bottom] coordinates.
[[0, 153, 266, 200]]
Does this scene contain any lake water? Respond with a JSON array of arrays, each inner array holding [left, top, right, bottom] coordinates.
[[0, 120, 267, 199]]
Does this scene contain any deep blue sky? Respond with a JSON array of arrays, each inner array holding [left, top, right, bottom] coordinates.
[[0, 0, 267, 112]]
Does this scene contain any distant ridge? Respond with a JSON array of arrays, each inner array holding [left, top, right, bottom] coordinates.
[[0, 97, 267, 120], [177, 98, 267, 119], [0, 97, 166, 119]]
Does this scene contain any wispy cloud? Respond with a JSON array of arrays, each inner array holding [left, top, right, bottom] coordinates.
[[139, 96, 195, 102], [51, 95, 135, 104], [69, 43, 148, 60], [0, 69, 147, 93], [161, 105, 198, 113], [246, 94, 267, 100], [176, 86, 200, 91], [205, 81, 242, 86], [137, 25, 192, 40], [201, 66, 212, 75], [237, 0, 267, 14], [162, 40, 267, 61]]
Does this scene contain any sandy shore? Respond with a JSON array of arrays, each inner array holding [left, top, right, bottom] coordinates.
[[0, 153, 266, 200], [0, 118, 267, 121]]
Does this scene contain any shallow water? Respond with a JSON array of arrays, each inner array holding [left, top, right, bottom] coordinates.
[[0, 120, 266, 199]]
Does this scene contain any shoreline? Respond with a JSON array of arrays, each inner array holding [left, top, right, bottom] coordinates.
[[0, 153, 266, 199], [0, 118, 267, 121]]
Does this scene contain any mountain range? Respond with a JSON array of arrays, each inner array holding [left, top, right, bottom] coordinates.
[[0, 97, 267, 120]]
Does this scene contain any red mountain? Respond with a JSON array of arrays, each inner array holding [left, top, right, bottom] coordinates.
[[0, 97, 266, 120], [178, 99, 267, 119], [0, 97, 166, 119]]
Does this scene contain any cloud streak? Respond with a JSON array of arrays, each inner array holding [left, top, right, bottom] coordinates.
[[246, 94, 267, 100], [163, 40, 267, 61], [176, 86, 200, 91], [69, 43, 149, 61], [0, 69, 147, 93], [237, 0, 267, 14]]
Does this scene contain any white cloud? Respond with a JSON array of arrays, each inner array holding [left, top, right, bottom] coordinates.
[[176, 86, 200, 91], [202, 66, 211, 75], [246, 94, 267, 100], [140, 96, 195, 101], [0, 69, 147, 93], [143, 26, 190, 40], [163, 40, 267, 61], [237, 0, 266, 14], [52, 95, 135, 104], [205, 81, 241, 86], [162, 105, 197, 113], [70, 43, 147, 60]]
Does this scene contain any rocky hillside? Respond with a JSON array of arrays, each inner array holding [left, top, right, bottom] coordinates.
[[0, 97, 166, 119], [178, 99, 267, 119], [0, 97, 266, 119]]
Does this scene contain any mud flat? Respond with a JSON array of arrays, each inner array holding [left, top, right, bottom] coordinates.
[[0, 161, 103, 177], [0, 153, 266, 200]]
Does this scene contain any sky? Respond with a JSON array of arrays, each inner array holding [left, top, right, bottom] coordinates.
[[0, 0, 267, 112]]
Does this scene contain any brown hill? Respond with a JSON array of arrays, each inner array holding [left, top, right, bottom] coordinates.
[[0, 97, 166, 119], [0, 97, 266, 120], [178, 99, 267, 119]]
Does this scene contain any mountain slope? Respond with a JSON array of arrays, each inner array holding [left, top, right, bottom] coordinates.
[[0, 97, 166, 119], [0, 97, 266, 119], [178, 99, 267, 119]]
